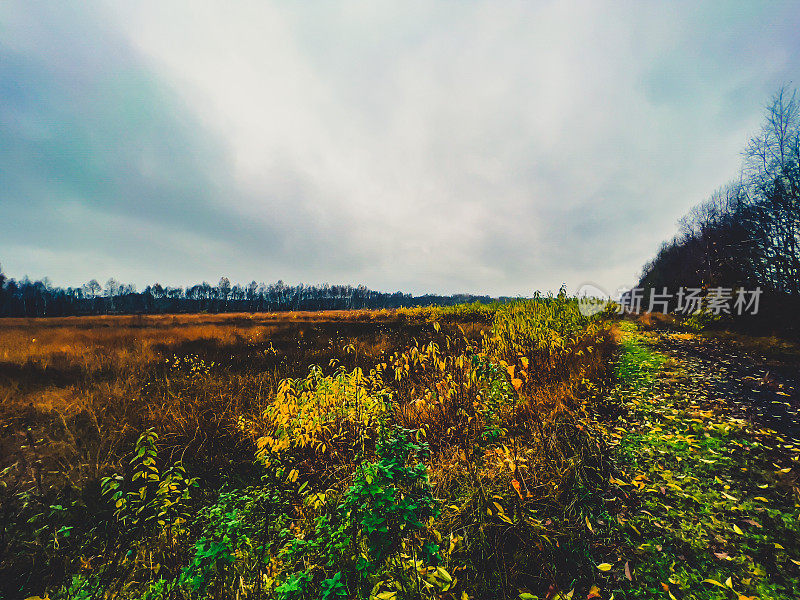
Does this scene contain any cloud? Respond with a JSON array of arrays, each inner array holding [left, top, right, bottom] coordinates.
[[3, 0, 800, 295]]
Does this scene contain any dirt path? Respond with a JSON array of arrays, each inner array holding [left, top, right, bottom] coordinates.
[[648, 331, 800, 439], [605, 325, 800, 599]]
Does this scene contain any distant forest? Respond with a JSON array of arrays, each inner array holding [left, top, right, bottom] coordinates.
[[0, 269, 506, 318], [639, 86, 800, 298]]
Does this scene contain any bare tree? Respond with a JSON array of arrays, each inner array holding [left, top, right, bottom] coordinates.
[[86, 279, 101, 298], [642, 85, 800, 296]]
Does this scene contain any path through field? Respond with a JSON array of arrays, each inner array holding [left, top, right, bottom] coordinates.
[[651, 331, 800, 438], [604, 325, 800, 599]]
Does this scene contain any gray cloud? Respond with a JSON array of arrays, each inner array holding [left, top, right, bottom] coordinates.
[[3, 1, 800, 295]]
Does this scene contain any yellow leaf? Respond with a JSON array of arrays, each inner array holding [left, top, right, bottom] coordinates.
[[499, 513, 514, 524], [733, 524, 744, 535], [585, 515, 594, 533], [597, 563, 613, 572], [587, 585, 601, 599], [702, 579, 725, 588], [434, 566, 453, 583]]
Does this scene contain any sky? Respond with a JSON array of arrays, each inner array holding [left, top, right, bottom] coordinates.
[[2, 1, 800, 296]]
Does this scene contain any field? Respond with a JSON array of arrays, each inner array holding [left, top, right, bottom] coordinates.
[[2, 302, 799, 600], [0, 308, 492, 497]]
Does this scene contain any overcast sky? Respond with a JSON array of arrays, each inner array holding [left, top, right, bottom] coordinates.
[[2, 1, 799, 296]]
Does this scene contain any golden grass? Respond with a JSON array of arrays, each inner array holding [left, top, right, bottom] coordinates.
[[0, 310, 488, 490], [1, 302, 619, 599]]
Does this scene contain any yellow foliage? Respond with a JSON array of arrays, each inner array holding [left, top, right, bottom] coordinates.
[[256, 365, 389, 461]]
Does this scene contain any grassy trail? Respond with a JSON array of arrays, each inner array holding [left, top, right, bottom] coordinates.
[[597, 322, 800, 600]]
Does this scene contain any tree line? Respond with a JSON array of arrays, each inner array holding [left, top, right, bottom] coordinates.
[[0, 271, 504, 318], [638, 85, 800, 329]]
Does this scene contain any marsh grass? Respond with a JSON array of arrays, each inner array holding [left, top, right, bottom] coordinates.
[[1, 301, 616, 599]]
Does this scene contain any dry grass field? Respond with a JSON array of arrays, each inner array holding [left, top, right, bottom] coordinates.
[[6, 302, 799, 600], [0, 310, 488, 487], [1, 300, 622, 599]]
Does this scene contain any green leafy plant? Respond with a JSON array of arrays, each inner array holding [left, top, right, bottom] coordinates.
[[275, 570, 313, 600], [179, 480, 289, 598], [180, 496, 242, 594], [319, 571, 348, 599], [99, 428, 197, 586], [271, 426, 441, 599], [340, 426, 440, 568], [101, 429, 197, 532]]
